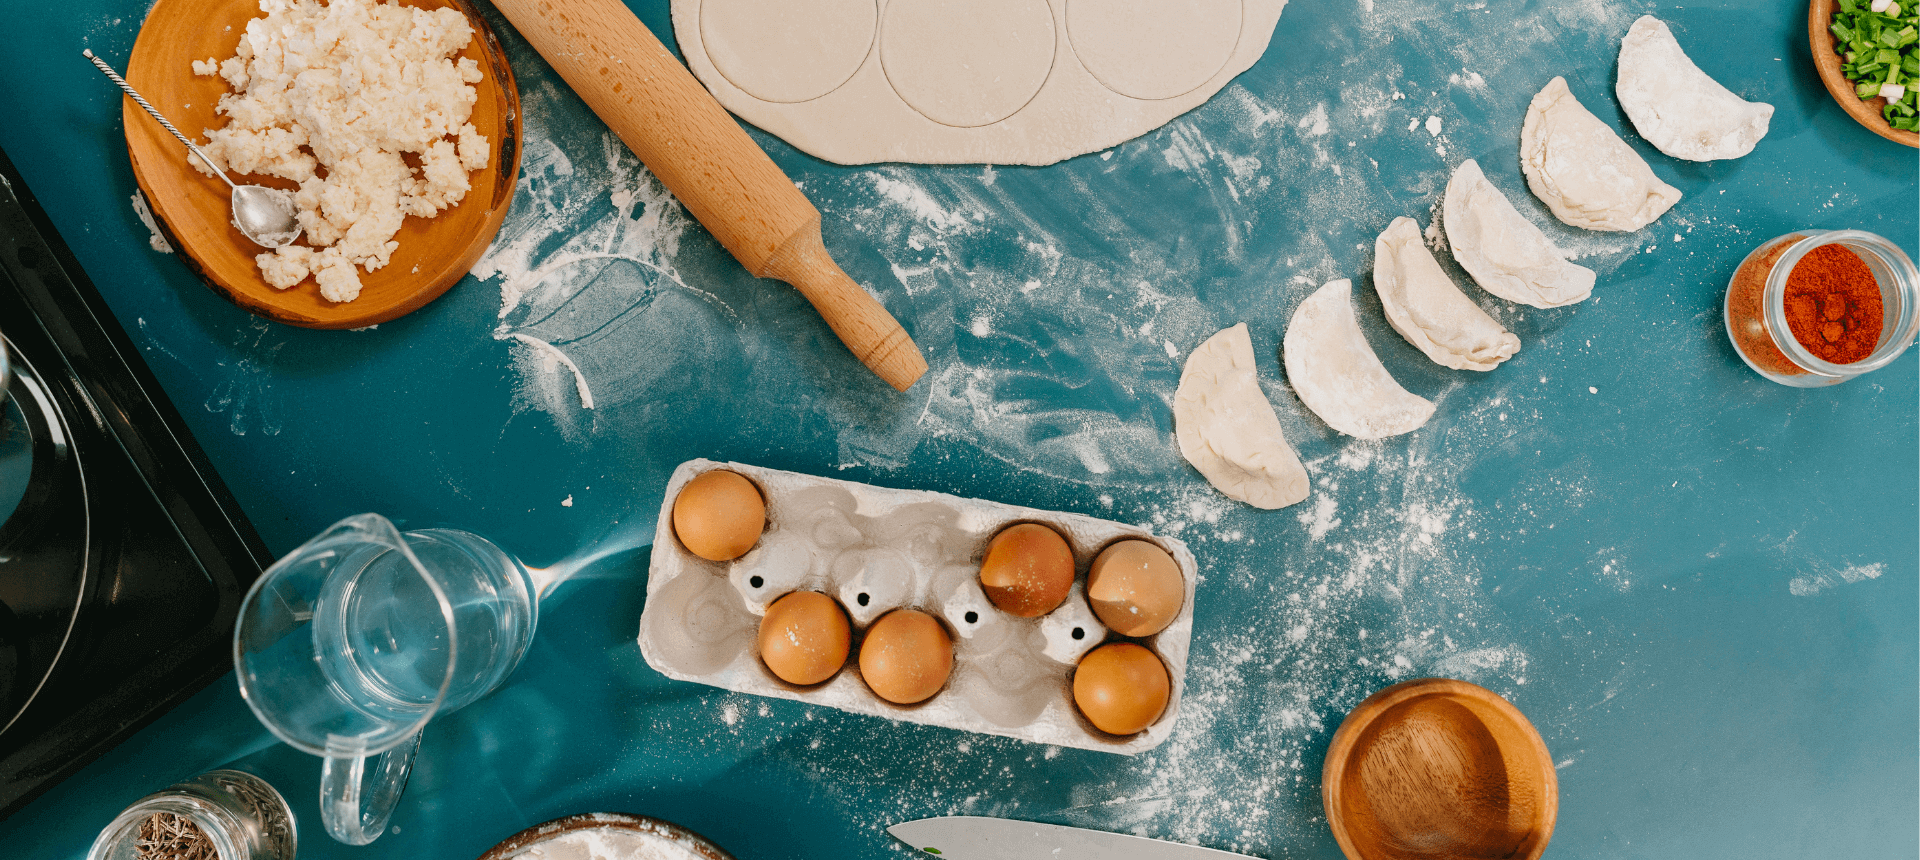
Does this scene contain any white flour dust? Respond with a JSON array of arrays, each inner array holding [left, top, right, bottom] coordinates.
[[1064, 432, 1528, 851], [796, 161, 1232, 480], [472, 80, 744, 439], [203, 318, 284, 436], [1789, 563, 1885, 596], [506, 332, 595, 409]]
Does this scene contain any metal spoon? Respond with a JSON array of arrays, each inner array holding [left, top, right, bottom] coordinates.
[[82, 49, 301, 249]]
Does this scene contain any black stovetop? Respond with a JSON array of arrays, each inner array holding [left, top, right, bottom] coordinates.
[[0, 143, 270, 816]]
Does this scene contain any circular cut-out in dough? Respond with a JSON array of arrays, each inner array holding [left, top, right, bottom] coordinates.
[[1068, 0, 1243, 100], [880, 0, 1057, 128], [701, 0, 877, 103]]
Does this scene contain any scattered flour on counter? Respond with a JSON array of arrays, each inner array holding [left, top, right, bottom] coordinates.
[[506, 333, 595, 409], [1298, 103, 1331, 137], [1423, 207, 1447, 251], [472, 79, 735, 439], [1789, 563, 1884, 596], [203, 318, 284, 437], [1299, 493, 1341, 540], [1448, 70, 1489, 91], [1047, 434, 1525, 851], [130, 192, 172, 253], [1592, 553, 1632, 591]]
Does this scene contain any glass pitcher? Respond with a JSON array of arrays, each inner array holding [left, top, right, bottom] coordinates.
[[233, 514, 536, 845]]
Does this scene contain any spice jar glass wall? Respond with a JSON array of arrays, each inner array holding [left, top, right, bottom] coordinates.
[[1725, 229, 1920, 387], [86, 770, 295, 860]]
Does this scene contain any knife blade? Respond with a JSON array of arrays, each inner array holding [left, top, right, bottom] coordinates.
[[887, 816, 1261, 860]]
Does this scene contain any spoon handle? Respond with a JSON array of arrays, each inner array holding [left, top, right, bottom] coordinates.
[[82, 49, 237, 192]]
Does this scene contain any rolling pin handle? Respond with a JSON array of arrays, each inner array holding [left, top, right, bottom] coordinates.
[[763, 224, 929, 392]]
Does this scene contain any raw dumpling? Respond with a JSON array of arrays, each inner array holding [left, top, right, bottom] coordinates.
[[1373, 217, 1520, 371], [1521, 76, 1681, 232], [1617, 16, 1772, 162], [1173, 323, 1309, 510], [1283, 280, 1434, 440], [1443, 159, 1596, 308]]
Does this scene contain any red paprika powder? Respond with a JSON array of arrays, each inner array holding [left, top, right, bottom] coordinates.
[[1781, 244, 1882, 364], [1728, 236, 1884, 376]]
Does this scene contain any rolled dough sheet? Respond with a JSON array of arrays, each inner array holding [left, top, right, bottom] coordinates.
[[674, 0, 1291, 165]]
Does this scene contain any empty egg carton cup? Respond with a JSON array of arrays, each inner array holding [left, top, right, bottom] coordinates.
[[638, 459, 1198, 754]]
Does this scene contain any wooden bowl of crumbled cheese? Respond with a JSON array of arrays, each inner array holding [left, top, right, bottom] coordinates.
[[124, 0, 521, 328]]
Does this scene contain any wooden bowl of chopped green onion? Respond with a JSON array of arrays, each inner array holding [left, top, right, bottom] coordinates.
[[1811, 0, 1920, 146]]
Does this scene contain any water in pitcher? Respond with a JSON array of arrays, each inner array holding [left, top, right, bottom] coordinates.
[[310, 529, 536, 728]]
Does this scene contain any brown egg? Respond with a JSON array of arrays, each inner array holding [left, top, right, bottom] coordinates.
[[672, 470, 766, 561], [758, 591, 851, 686], [858, 609, 953, 704], [1073, 642, 1171, 736], [1086, 540, 1185, 637], [978, 523, 1075, 617]]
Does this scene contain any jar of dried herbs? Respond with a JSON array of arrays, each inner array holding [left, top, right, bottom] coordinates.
[[1724, 229, 1920, 387], [86, 770, 295, 860]]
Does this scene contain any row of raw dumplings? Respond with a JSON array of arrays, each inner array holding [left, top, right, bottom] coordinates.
[[1173, 15, 1773, 510]]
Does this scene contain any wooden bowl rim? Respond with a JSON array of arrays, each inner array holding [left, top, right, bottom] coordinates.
[[1808, 0, 1920, 147], [1320, 677, 1559, 860], [474, 813, 737, 860], [123, 0, 525, 329]]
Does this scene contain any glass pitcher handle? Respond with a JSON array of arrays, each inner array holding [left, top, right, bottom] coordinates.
[[320, 731, 421, 846]]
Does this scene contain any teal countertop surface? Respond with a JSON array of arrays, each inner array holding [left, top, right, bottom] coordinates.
[[0, 0, 1914, 857]]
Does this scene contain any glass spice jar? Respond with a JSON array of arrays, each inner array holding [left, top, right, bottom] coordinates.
[[1724, 229, 1920, 387], [86, 770, 296, 860]]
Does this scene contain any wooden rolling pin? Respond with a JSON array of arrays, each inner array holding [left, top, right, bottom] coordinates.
[[490, 0, 928, 392]]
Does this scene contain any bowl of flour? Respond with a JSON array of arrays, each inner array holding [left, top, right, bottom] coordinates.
[[122, 0, 522, 329], [477, 813, 738, 860]]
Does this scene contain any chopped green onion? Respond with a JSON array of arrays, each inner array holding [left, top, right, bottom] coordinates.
[[1833, 0, 1920, 125]]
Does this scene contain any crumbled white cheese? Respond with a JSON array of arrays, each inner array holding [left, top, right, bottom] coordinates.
[[195, 0, 491, 303], [256, 244, 311, 288]]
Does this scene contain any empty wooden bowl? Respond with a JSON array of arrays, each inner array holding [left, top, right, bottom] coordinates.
[[123, 0, 522, 328], [1322, 678, 1557, 860], [1808, 0, 1920, 148]]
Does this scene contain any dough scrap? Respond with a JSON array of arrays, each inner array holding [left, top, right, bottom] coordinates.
[[1173, 323, 1310, 510], [1521, 76, 1681, 232], [1443, 159, 1595, 308], [1373, 217, 1520, 371], [1283, 280, 1435, 440], [1617, 16, 1772, 162]]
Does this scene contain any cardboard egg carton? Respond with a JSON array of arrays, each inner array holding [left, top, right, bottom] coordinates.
[[637, 459, 1197, 754]]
